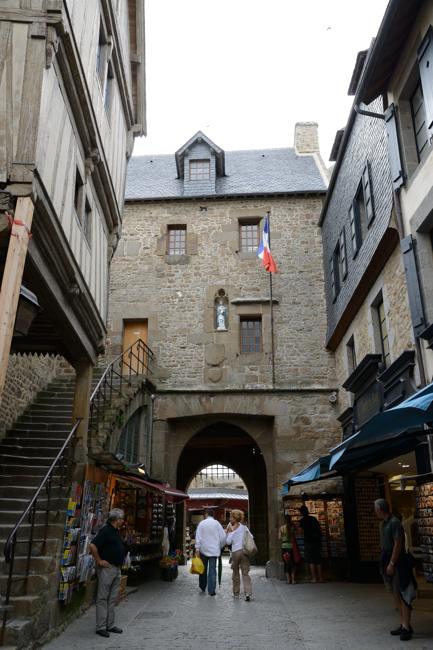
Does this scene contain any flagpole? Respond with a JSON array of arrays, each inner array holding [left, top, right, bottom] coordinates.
[[267, 210, 276, 388]]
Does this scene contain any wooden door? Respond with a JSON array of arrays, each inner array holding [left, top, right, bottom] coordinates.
[[122, 320, 148, 374]]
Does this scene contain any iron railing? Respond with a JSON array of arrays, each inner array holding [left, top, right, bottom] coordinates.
[[89, 338, 153, 437], [0, 418, 82, 646]]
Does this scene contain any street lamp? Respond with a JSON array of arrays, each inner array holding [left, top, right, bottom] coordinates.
[[13, 286, 40, 336]]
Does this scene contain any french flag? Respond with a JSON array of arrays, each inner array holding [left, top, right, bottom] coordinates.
[[257, 215, 278, 273]]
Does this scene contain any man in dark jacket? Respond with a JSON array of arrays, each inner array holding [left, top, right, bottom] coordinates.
[[299, 505, 323, 583], [90, 508, 126, 638], [375, 498, 417, 642]]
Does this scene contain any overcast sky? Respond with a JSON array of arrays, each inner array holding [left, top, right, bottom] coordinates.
[[133, 0, 390, 164]]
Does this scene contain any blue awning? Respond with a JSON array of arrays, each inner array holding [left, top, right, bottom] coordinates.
[[329, 380, 433, 470], [282, 455, 334, 495]]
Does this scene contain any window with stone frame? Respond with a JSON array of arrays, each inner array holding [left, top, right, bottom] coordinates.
[[167, 225, 187, 255], [240, 316, 262, 353], [189, 159, 210, 181], [346, 335, 357, 373], [372, 293, 391, 367], [239, 220, 260, 252]]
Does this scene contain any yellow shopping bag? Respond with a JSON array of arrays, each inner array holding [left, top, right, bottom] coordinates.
[[190, 556, 205, 575]]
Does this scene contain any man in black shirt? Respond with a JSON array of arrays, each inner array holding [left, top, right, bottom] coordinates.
[[90, 508, 126, 638], [299, 505, 323, 583]]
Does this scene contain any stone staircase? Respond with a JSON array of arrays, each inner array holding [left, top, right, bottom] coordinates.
[[0, 375, 76, 649], [0, 361, 150, 649]]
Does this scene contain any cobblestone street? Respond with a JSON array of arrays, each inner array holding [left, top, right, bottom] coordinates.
[[43, 562, 432, 650]]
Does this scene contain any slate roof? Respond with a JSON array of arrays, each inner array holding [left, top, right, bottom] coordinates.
[[125, 147, 326, 200]]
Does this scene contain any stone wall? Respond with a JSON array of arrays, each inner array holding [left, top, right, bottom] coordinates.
[[0, 354, 72, 438], [334, 245, 416, 413], [108, 196, 336, 390]]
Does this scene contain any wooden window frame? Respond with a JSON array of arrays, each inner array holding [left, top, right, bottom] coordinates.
[[167, 225, 187, 255], [239, 219, 260, 252], [189, 159, 210, 181], [240, 316, 262, 354]]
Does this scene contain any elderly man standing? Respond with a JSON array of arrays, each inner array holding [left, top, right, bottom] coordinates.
[[374, 498, 417, 642], [90, 508, 126, 638], [195, 508, 226, 596]]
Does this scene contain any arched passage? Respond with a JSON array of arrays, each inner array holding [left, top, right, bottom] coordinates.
[[177, 422, 268, 563]]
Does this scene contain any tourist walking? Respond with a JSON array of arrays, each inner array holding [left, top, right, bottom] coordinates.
[[279, 513, 300, 584], [299, 505, 323, 583], [374, 498, 417, 642], [89, 508, 126, 638], [194, 508, 227, 596], [226, 509, 253, 601]]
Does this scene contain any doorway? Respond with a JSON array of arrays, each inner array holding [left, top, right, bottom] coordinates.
[[122, 319, 148, 374], [176, 422, 268, 563]]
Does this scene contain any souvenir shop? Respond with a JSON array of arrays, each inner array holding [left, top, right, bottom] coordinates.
[[283, 431, 433, 584], [58, 464, 188, 604]]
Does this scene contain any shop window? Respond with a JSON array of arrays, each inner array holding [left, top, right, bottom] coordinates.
[[239, 220, 260, 252], [167, 225, 186, 255], [189, 159, 210, 180], [240, 316, 262, 353]]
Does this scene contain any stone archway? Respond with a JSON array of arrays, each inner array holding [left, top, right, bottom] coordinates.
[[177, 422, 268, 563]]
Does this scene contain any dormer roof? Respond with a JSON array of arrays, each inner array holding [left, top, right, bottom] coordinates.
[[174, 131, 225, 179]]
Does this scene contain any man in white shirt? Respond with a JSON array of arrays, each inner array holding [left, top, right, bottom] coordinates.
[[195, 509, 227, 595]]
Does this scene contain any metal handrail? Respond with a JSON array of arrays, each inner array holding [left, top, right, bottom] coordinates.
[[89, 338, 153, 436], [1, 418, 82, 645]]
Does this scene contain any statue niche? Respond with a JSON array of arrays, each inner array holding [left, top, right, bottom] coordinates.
[[215, 291, 228, 331]]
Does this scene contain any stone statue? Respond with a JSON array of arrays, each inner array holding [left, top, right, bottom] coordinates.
[[216, 302, 227, 331]]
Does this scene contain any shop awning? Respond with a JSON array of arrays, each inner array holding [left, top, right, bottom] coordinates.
[[281, 456, 335, 495], [329, 380, 433, 470], [113, 472, 189, 502]]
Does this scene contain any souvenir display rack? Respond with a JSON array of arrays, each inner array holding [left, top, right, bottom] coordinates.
[[415, 482, 433, 583], [283, 496, 346, 559], [58, 468, 108, 603]]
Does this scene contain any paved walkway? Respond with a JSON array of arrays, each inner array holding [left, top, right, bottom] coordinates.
[[44, 562, 433, 650]]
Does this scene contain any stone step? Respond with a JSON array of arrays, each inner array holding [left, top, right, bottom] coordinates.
[[12, 421, 72, 433], [0, 455, 64, 467], [0, 574, 48, 598], [17, 414, 73, 425], [0, 537, 60, 559], [25, 406, 73, 417], [0, 473, 64, 487], [0, 509, 65, 525], [2, 615, 33, 648], [0, 485, 66, 499], [6, 594, 43, 618], [0, 522, 65, 544], [0, 444, 62, 457], [0, 497, 67, 512], [0, 555, 56, 575], [0, 437, 67, 449]]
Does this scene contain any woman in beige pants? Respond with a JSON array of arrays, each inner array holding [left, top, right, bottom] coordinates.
[[226, 510, 252, 601]]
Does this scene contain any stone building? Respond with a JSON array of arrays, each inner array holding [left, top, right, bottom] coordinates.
[[317, 0, 433, 581], [107, 125, 340, 563]]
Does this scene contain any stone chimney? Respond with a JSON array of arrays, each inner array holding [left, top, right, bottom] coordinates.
[[294, 122, 320, 154]]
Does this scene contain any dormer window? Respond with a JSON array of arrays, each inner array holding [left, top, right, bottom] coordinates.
[[189, 159, 210, 181]]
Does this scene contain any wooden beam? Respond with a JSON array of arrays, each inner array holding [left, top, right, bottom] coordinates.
[[0, 196, 34, 398]]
